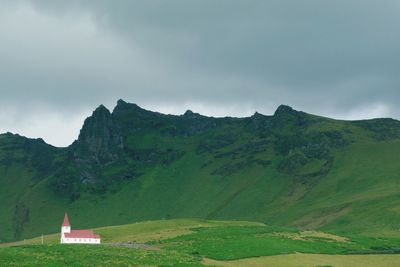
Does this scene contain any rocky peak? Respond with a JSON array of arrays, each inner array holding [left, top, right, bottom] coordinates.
[[112, 99, 153, 118], [250, 112, 272, 130], [75, 104, 123, 165], [182, 110, 203, 119], [79, 105, 112, 140], [184, 110, 194, 116], [114, 99, 135, 112], [273, 105, 309, 128], [251, 111, 265, 118], [116, 99, 127, 106], [274, 105, 296, 116]]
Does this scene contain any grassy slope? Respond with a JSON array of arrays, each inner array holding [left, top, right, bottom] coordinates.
[[1, 219, 262, 247], [1, 104, 400, 242], [61, 139, 399, 237], [0, 245, 201, 267], [203, 254, 400, 267], [263, 140, 400, 235], [0, 165, 34, 242], [2, 219, 400, 266]]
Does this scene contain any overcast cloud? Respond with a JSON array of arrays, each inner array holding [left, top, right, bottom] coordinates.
[[0, 0, 399, 146]]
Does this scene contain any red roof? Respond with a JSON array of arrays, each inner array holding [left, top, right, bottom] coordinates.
[[64, 230, 100, 239], [62, 213, 70, 227]]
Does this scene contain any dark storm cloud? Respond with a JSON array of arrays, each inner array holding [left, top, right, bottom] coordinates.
[[0, 0, 399, 146]]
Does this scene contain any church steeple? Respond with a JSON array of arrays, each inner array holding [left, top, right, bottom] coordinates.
[[61, 212, 71, 243], [62, 212, 70, 227]]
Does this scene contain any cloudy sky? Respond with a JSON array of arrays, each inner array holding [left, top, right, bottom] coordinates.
[[1, 0, 399, 146]]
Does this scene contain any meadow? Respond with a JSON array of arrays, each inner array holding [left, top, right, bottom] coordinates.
[[1, 219, 400, 266]]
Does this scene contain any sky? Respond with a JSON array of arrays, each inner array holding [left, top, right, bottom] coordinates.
[[0, 0, 399, 147]]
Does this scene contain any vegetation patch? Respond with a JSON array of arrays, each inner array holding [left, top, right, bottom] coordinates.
[[2, 219, 400, 266]]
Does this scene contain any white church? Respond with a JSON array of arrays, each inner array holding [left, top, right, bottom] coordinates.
[[60, 213, 101, 244]]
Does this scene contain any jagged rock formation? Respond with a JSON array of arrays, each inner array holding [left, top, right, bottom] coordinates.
[[73, 105, 124, 166], [1, 100, 400, 242]]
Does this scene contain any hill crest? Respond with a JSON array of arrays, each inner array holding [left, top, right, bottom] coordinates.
[[0, 99, 400, 242]]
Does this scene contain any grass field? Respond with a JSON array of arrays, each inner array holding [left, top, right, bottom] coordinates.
[[1, 219, 400, 266], [203, 254, 400, 267]]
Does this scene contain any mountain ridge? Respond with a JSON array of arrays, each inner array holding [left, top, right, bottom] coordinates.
[[1, 101, 399, 148], [0, 100, 400, 242]]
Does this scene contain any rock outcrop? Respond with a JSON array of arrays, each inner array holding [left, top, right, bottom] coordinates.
[[74, 105, 123, 166]]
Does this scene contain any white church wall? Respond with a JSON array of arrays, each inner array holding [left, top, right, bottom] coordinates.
[[61, 237, 101, 244]]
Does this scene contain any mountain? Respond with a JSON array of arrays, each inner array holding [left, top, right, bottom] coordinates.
[[1, 99, 400, 242]]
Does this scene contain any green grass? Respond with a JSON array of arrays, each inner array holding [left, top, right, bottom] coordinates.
[[203, 254, 400, 267], [0, 245, 201, 267], [2, 219, 400, 266], [1, 219, 263, 246], [160, 225, 400, 260]]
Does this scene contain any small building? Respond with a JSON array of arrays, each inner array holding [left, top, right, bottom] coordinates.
[[60, 213, 101, 244]]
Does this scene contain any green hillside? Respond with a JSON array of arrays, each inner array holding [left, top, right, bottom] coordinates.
[[2, 219, 400, 266], [1, 100, 400, 242]]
